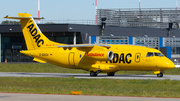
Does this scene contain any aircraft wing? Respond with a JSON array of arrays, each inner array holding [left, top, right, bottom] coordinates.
[[45, 44, 111, 48], [57, 44, 111, 48]]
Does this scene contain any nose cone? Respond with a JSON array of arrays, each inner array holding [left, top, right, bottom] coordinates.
[[158, 57, 175, 70], [165, 60, 175, 69]]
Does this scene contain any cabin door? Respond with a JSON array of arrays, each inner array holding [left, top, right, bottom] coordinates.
[[69, 52, 75, 66]]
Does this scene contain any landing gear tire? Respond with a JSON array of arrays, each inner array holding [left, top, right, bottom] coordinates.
[[157, 72, 163, 77], [90, 71, 98, 76], [107, 72, 115, 76]]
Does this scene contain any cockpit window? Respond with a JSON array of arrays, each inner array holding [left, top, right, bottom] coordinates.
[[146, 52, 154, 57], [154, 53, 164, 56]]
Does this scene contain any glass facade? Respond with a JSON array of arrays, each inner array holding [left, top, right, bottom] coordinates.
[[99, 36, 128, 44], [1, 32, 81, 62], [98, 36, 180, 57], [171, 47, 180, 54], [135, 37, 159, 48], [165, 38, 180, 54], [1, 36, 33, 62], [46, 32, 81, 44]]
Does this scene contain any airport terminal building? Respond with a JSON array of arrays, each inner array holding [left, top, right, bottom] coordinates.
[[1, 8, 180, 62]]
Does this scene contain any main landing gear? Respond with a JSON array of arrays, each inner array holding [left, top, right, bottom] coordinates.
[[107, 72, 115, 76], [90, 71, 98, 76], [157, 72, 163, 77], [90, 70, 100, 76], [90, 70, 115, 76]]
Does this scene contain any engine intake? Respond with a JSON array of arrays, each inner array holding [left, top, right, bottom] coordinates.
[[86, 50, 114, 61]]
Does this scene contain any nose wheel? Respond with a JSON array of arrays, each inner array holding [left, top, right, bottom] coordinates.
[[157, 72, 163, 77]]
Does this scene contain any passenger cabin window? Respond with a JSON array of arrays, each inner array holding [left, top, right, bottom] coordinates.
[[154, 53, 164, 57], [146, 52, 154, 57]]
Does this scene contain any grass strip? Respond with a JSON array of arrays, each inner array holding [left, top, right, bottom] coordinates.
[[0, 77, 180, 98], [0, 63, 180, 75]]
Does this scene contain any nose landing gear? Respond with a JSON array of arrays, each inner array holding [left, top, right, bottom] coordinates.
[[154, 71, 163, 77], [157, 72, 163, 77]]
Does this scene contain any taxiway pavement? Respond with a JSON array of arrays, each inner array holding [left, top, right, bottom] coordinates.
[[0, 72, 180, 80], [0, 93, 180, 101]]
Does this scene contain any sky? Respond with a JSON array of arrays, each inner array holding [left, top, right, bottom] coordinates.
[[0, 0, 179, 22]]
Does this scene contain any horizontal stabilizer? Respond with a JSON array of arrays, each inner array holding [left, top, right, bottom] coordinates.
[[4, 16, 44, 20]]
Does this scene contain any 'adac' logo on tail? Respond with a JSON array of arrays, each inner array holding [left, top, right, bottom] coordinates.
[[27, 21, 44, 47]]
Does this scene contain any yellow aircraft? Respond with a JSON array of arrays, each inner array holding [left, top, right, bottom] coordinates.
[[4, 13, 175, 77]]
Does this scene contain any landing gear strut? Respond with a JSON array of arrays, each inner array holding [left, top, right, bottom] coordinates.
[[157, 72, 163, 77], [90, 70, 100, 76], [107, 72, 115, 76]]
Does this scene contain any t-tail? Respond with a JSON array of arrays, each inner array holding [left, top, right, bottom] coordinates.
[[4, 13, 64, 50]]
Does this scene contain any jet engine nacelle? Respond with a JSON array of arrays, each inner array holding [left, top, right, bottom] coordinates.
[[86, 50, 114, 61]]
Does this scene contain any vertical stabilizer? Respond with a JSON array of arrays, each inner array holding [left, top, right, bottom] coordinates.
[[4, 13, 63, 50], [18, 13, 50, 50]]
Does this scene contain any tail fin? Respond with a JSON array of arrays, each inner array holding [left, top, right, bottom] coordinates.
[[4, 13, 64, 50]]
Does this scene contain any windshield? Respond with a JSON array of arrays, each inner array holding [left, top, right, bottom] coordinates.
[[154, 52, 164, 56], [146, 52, 154, 57], [146, 52, 164, 57]]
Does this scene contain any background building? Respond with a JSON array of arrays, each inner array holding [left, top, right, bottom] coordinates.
[[1, 8, 180, 62]]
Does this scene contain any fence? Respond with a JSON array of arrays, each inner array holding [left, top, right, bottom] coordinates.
[[0, 20, 96, 25]]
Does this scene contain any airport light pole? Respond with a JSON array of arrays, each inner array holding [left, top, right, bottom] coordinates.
[[139, 0, 141, 22], [38, 0, 40, 23], [139, 0, 141, 9], [95, 0, 97, 24], [176, 0, 179, 10], [101, 18, 106, 36], [167, 23, 173, 37]]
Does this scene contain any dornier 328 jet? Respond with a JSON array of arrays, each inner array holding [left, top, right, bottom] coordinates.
[[4, 13, 175, 77]]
